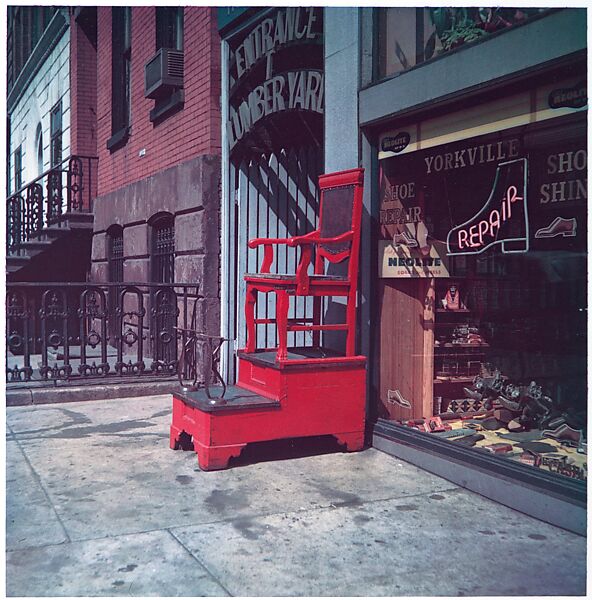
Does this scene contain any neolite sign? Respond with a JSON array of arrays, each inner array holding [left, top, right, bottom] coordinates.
[[548, 81, 587, 109], [381, 132, 410, 154], [226, 7, 323, 151]]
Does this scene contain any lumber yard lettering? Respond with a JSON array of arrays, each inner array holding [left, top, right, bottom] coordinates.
[[227, 70, 324, 149], [227, 7, 323, 150]]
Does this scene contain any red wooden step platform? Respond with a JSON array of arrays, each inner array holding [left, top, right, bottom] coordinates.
[[170, 347, 366, 470]]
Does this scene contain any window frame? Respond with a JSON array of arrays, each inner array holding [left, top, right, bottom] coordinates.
[[156, 7, 184, 51], [14, 145, 23, 192], [108, 7, 132, 151], [50, 100, 62, 168], [150, 213, 176, 285]]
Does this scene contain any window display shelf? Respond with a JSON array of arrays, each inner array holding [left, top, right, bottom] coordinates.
[[435, 343, 489, 348], [434, 376, 475, 384]]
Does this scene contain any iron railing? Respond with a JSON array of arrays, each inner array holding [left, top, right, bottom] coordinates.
[[5, 282, 215, 387], [6, 155, 98, 254]]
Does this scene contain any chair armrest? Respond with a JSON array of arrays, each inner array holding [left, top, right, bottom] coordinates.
[[290, 230, 353, 246], [247, 237, 293, 249], [247, 237, 294, 274]]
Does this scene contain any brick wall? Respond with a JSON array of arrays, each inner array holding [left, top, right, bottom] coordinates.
[[96, 7, 221, 196], [70, 11, 97, 158]]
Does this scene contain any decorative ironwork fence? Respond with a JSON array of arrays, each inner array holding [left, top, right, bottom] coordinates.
[[6, 282, 206, 387], [6, 155, 98, 254]]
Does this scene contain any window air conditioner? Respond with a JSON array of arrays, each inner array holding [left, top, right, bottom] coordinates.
[[144, 48, 184, 99]]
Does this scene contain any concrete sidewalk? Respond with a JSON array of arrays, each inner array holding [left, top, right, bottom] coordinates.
[[6, 394, 586, 596]]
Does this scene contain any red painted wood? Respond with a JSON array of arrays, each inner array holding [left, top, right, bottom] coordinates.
[[170, 167, 368, 471], [170, 356, 366, 470], [243, 168, 365, 361]]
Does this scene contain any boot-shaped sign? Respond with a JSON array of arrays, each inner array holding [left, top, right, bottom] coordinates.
[[447, 158, 528, 256]]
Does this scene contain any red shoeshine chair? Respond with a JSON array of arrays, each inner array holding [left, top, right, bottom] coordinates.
[[243, 168, 364, 362]]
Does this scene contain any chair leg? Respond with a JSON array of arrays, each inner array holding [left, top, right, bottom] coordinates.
[[345, 290, 357, 356], [312, 296, 321, 347], [245, 286, 257, 352], [276, 290, 289, 361]]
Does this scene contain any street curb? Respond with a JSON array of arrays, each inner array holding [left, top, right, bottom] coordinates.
[[6, 380, 177, 406]]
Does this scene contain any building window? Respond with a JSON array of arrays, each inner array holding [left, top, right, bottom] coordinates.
[[109, 7, 131, 149], [156, 7, 183, 51], [50, 100, 62, 168], [35, 123, 44, 176], [377, 115, 587, 484], [8, 7, 58, 92], [107, 225, 124, 338], [150, 214, 175, 284], [376, 7, 551, 81], [108, 226, 124, 284], [14, 145, 22, 192]]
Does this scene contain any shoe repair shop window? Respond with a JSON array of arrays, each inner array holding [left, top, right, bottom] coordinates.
[[107, 225, 124, 343], [225, 7, 325, 364], [377, 115, 587, 482], [150, 214, 176, 363]]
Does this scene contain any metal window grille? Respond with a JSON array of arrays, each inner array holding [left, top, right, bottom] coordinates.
[[151, 219, 175, 284], [151, 218, 176, 363], [109, 232, 124, 282], [108, 229, 124, 341]]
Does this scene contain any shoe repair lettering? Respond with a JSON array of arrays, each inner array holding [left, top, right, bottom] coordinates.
[[380, 204, 421, 225], [424, 139, 520, 174], [539, 150, 587, 204], [383, 182, 416, 203], [455, 185, 523, 250]]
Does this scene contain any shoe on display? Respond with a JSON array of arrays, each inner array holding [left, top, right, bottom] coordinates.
[[534, 216, 577, 239], [452, 433, 486, 447], [542, 423, 582, 442], [393, 231, 418, 248], [507, 418, 526, 432]]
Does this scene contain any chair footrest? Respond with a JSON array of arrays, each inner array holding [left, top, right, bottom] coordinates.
[[174, 386, 280, 413], [288, 324, 348, 332]]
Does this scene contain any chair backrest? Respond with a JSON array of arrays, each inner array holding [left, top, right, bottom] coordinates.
[[316, 168, 365, 278]]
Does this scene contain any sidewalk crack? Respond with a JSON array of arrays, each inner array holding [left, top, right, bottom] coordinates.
[[166, 528, 234, 597], [7, 423, 72, 544]]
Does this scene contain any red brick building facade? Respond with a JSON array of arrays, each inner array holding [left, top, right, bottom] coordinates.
[[90, 7, 222, 334]]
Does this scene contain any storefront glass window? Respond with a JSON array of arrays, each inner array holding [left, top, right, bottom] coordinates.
[[377, 113, 587, 483], [377, 7, 551, 81]]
